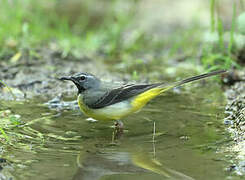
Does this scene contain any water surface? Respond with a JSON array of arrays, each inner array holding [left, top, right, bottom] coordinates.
[[0, 83, 237, 180]]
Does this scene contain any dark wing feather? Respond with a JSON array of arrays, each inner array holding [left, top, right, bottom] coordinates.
[[88, 83, 160, 109]]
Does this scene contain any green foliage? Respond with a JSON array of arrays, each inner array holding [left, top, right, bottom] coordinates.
[[210, 0, 216, 32], [132, 70, 139, 81], [202, 0, 239, 71], [0, 0, 204, 68], [0, 0, 241, 74], [0, 110, 22, 143], [201, 53, 238, 71], [228, 3, 236, 55], [0, 0, 138, 59], [217, 18, 224, 52], [0, 127, 9, 142], [9, 115, 22, 126]]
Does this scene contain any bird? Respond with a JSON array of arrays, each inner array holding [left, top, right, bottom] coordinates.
[[60, 70, 226, 136]]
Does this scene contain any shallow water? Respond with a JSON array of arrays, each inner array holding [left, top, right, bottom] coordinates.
[[0, 83, 239, 180]]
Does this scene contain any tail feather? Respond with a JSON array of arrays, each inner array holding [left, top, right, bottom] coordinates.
[[176, 69, 226, 87], [159, 70, 226, 93]]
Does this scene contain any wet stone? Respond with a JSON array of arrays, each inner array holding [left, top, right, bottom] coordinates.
[[224, 78, 245, 176], [224, 119, 233, 125]]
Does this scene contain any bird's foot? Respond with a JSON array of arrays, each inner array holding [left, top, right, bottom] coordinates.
[[112, 120, 124, 143]]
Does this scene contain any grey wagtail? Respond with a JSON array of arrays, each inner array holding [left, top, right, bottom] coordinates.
[[60, 70, 226, 132]]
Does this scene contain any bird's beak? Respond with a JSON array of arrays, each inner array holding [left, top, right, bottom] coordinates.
[[60, 76, 73, 81], [60, 76, 79, 86], [60, 76, 83, 92]]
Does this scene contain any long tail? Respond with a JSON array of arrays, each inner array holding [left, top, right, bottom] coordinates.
[[160, 69, 227, 92], [131, 70, 226, 110]]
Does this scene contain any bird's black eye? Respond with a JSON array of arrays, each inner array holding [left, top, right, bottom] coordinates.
[[80, 75, 86, 81]]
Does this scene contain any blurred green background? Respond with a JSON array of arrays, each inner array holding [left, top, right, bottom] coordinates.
[[0, 0, 244, 74]]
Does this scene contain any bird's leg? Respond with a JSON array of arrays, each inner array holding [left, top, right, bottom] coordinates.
[[111, 120, 124, 143], [114, 120, 124, 139]]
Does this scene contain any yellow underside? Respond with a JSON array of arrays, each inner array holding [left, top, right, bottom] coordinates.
[[78, 86, 172, 121], [131, 87, 162, 111]]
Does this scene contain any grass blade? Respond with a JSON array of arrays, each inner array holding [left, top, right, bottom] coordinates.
[[0, 80, 16, 100], [210, 0, 216, 32], [228, 2, 236, 56], [0, 127, 9, 142], [217, 18, 224, 52]]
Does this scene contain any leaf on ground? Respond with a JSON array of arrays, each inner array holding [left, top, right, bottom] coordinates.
[[10, 52, 22, 63]]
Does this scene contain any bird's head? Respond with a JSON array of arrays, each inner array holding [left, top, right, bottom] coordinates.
[[60, 73, 100, 93]]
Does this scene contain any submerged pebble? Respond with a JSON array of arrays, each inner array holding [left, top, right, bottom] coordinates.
[[45, 95, 79, 111]]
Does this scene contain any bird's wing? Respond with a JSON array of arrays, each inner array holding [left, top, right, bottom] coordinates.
[[85, 83, 161, 109]]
